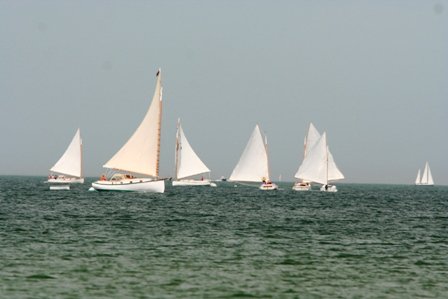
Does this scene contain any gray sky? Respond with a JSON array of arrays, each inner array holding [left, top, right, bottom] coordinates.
[[1, 0, 447, 184]]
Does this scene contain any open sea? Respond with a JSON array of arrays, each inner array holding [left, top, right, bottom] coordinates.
[[1, 176, 447, 298]]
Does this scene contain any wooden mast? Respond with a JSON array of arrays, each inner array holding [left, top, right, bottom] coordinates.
[[156, 83, 162, 178], [80, 129, 83, 179]]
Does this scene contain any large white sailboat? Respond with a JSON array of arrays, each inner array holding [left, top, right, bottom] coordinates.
[[229, 124, 278, 190], [295, 132, 344, 192], [172, 119, 212, 186], [91, 69, 165, 193], [292, 122, 320, 191], [47, 128, 84, 190], [415, 162, 434, 186]]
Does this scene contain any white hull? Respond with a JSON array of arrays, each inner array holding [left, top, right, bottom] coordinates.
[[50, 184, 70, 190], [259, 182, 278, 190], [172, 179, 212, 186], [415, 183, 434, 186], [91, 178, 165, 193], [292, 182, 311, 191], [47, 177, 84, 184], [320, 184, 338, 192]]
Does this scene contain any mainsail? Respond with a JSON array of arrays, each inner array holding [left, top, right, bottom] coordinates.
[[50, 128, 82, 178], [103, 69, 163, 177], [175, 120, 210, 180], [295, 132, 344, 184], [304, 122, 321, 158], [295, 122, 322, 182], [421, 162, 434, 185], [229, 124, 270, 182], [327, 147, 344, 182], [415, 169, 421, 185], [295, 132, 328, 184]]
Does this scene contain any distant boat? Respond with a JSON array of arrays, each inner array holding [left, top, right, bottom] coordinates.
[[172, 119, 212, 186], [415, 169, 421, 185], [295, 132, 344, 192], [47, 128, 84, 190], [91, 69, 165, 193], [293, 122, 320, 191], [415, 162, 434, 186], [229, 124, 278, 190]]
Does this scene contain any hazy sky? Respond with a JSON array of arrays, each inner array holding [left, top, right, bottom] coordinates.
[[1, 0, 447, 184]]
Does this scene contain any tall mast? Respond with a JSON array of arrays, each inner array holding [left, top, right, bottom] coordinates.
[[323, 132, 328, 185], [174, 119, 181, 180], [80, 129, 83, 178], [326, 146, 329, 185], [264, 132, 271, 181], [156, 85, 162, 177]]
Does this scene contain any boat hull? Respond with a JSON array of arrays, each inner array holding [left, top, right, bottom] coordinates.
[[320, 184, 338, 192], [292, 182, 311, 191], [91, 178, 165, 193], [47, 178, 84, 184], [259, 182, 278, 190], [49, 184, 70, 190], [172, 179, 211, 186]]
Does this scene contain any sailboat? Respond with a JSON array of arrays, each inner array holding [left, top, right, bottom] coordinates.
[[415, 162, 434, 186], [91, 69, 165, 193], [47, 128, 84, 190], [292, 122, 320, 191], [172, 119, 212, 186], [229, 124, 278, 190], [295, 132, 344, 192]]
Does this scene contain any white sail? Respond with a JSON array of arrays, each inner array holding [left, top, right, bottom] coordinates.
[[175, 121, 210, 179], [415, 169, 421, 185], [427, 164, 434, 185], [421, 162, 434, 185], [295, 132, 328, 184], [422, 163, 428, 184], [295, 132, 344, 184], [50, 128, 82, 178], [295, 122, 321, 182], [327, 147, 344, 181], [229, 124, 270, 182], [304, 122, 321, 158], [103, 69, 163, 177]]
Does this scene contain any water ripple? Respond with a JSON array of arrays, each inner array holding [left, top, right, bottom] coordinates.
[[1, 178, 447, 298]]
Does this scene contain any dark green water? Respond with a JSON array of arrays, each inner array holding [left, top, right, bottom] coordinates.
[[1, 176, 447, 298]]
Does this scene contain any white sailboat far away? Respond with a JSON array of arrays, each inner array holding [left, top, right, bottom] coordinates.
[[295, 132, 344, 192], [91, 69, 165, 193], [293, 122, 320, 191], [172, 119, 214, 186], [415, 162, 434, 186], [229, 124, 278, 190], [47, 128, 84, 190]]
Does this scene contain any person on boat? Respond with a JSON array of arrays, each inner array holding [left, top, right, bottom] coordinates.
[[261, 178, 272, 186], [100, 174, 107, 181], [325, 184, 328, 191]]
